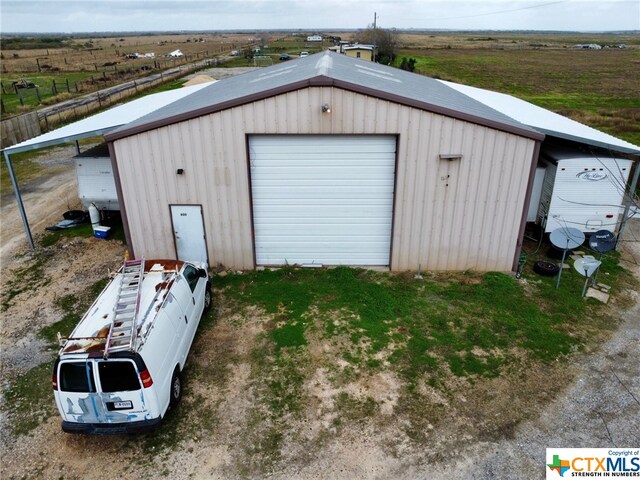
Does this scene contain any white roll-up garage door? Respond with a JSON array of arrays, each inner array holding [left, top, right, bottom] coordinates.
[[249, 135, 396, 266]]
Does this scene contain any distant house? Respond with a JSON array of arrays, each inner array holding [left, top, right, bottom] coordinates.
[[343, 44, 376, 61], [306, 35, 323, 42], [574, 44, 602, 50], [167, 49, 184, 57]]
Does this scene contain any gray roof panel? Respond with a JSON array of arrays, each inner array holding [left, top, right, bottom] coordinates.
[[107, 51, 542, 141]]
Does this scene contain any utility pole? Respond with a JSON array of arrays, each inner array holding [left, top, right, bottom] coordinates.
[[373, 12, 378, 62]]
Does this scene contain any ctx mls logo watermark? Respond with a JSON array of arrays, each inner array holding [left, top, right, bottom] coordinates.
[[546, 448, 640, 479], [577, 171, 608, 181]]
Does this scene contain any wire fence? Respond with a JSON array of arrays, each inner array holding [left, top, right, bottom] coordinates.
[[1, 58, 218, 149]]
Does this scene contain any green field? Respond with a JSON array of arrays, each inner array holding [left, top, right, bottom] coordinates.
[[393, 47, 640, 145]]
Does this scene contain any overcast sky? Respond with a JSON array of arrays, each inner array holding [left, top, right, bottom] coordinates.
[[1, 0, 639, 33]]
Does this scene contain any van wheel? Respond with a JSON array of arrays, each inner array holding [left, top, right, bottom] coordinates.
[[169, 369, 182, 408], [203, 284, 212, 312]]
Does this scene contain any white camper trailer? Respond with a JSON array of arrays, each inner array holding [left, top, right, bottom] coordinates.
[[529, 147, 633, 234], [74, 144, 119, 211]]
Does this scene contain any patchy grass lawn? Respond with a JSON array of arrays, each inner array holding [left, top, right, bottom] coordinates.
[[185, 254, 634, 474]]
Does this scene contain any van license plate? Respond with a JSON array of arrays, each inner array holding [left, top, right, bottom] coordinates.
[[113, 401, 132, 409]]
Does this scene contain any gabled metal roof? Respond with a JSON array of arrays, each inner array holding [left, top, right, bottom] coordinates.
[[440, 80, 640, 155], [3, 82, 214, 155], [105, 51, 638, 157], [106, 51, 543, 142]]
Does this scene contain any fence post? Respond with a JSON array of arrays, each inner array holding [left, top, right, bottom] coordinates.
[[74, 81, 78, 93], [35, 87, 41, 102], [0, 98, 4, 114], [65, 78, 70, 93], [17, 89, 24, 106]]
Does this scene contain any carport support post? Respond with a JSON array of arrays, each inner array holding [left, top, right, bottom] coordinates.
[[617, 156, 640, 247], [3, 150, 35, 250]]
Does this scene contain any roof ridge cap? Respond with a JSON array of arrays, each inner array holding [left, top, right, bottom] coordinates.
[[315, 51, 333, 76]]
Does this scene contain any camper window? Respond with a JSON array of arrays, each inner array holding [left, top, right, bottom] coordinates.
[[98, 361, 141, 392], [60, 362, 96, 393]]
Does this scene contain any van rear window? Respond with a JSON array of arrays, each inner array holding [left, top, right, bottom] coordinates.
[[98, 361, 141, 392], [60, 362, 95, 393]]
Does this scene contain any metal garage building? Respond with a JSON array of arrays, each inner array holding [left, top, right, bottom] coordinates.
[[105, 51, 636, 272]]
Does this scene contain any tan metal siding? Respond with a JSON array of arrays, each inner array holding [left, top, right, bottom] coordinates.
[[113, 86, 536, 271]]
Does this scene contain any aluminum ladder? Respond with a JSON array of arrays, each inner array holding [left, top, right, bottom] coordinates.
[[104, 259, 145, 356]]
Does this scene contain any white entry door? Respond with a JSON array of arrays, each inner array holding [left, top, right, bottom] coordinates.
[[170, 205, 208, 265]]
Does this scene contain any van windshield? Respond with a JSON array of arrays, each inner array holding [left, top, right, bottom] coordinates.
[[60, 362, 95, 392], [98, 361, 141, 392]]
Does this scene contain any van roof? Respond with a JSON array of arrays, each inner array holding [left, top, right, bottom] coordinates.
[[60, 259, 185, 356]]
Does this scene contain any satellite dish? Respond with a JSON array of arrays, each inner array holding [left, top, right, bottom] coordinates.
[[550, 227, 585, 250], [589, 230, 616, 254], [574, 256, 601, 278]]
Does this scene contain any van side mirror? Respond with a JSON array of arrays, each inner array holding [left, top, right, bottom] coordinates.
[[198, 268, 207, 278]]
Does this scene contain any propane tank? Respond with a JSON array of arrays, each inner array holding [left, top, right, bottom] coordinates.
[[89, 203, 101, 229]]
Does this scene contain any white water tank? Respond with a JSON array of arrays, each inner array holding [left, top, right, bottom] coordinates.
[[89, 203, 101, 229]]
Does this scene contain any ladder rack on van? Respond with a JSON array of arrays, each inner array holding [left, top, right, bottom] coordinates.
[[104, 259, 145, 357]]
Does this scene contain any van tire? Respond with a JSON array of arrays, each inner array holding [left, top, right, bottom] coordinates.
[[203, 284, 212, 313], [169, 369, 182, 408]]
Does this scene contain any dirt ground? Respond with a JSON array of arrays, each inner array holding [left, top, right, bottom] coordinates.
[[0, 149, 638, 479]]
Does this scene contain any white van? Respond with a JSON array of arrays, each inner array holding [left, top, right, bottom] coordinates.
[[52, 259, 210, 434]]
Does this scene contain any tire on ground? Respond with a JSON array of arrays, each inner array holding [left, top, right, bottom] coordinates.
[[533, 260, 560, 276]]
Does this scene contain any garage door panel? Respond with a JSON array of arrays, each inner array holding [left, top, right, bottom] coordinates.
[[255, 224, 391, 236], [251, 142, 396, 154], [250, 135, 395, 266], [254, 205, 391, 216], [252, 171, 394, 177], [261, 251, 388, 266], [253, 185, 394, 195]]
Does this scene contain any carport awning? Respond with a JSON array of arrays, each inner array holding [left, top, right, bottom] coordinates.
[[2, 81, 214, 155], [440, 80, 640, 155]]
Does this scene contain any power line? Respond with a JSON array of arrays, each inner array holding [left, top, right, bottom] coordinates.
[[411, 1, 569, 22]]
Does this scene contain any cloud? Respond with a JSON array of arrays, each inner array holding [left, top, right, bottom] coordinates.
[[1, 0, 638, 32]]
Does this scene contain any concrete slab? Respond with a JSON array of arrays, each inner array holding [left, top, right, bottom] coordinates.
[[585, 287, 610, 303]]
